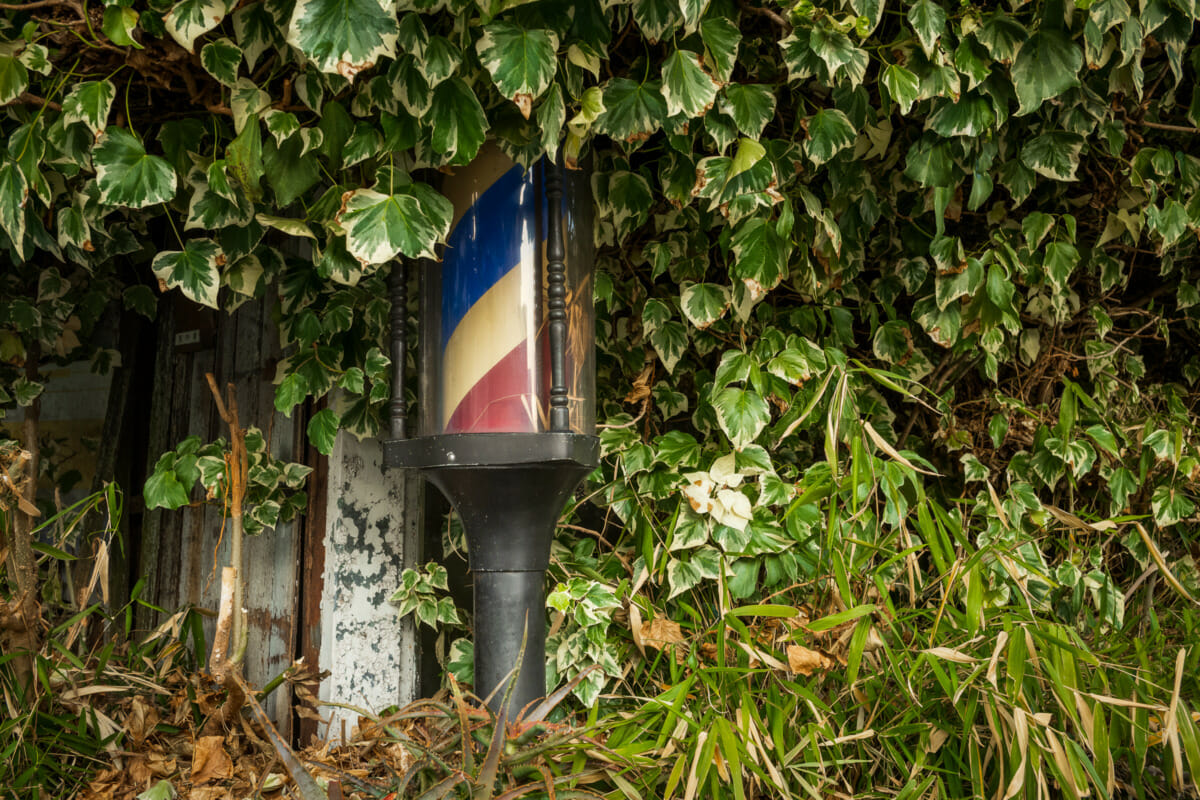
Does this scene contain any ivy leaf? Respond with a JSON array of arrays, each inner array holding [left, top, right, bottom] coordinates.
[[417, 37, 460, 88], [428, 78, 488, 163], [201, 38, 243, 87], [650, 320, 688, 373], [0, 162, 28, 260], [805, 108, 856, 165], [927, 94, 994, 137], [165, 0, 229, 53], [633, 0, 680, 43], [597, 78, 667, 142], [1021, 132, 1084, 181], [713, 387, 770, 449], [678, 0, 710, 34], [151, 238, 223, 309], [93, 128, 177, 209], [476, 22, 559, 118], [681, 282, 730, 329], [700, 17, 741, 83], [731, 217, 788, 300], [0, 56, 29, 105], [62, 80, 116, 137], [882, 64, 920, 114], [538, 83, 566, 161], [307, 408, 341, 455], [1151, 484, 1195, 527], [103, 6, 142, 48], [287, 0, 399, 78], [720, 84, 776, 139], [808, 26, 867, 85], [905, 138, 956, 187], [661, 50, 718, 119], [233, 2, 278, 71], [144, 467, 190, 510], [907, 0, 948, 57], [336, 188, 446, 264], [1011, 30, 1083, 116]]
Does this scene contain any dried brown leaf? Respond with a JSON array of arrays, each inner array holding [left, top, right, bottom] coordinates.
[[786, 644, 833, 676], [192, 735, 234, 785]]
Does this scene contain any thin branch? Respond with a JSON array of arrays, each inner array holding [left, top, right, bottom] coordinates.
[[1134, 119, 1200, 135], [0, 0, 69, 9], [737, 0, 791, 32], [18, 92, 62, 111]]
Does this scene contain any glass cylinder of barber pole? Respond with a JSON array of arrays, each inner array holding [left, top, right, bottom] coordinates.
[[417, 145, 594, 439]]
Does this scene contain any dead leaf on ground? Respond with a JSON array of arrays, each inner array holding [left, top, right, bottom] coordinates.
[[127, 695, 160, 745], [190, 787, 234, 800], [191, 735, 233, 785], [639, 618, 686, 661], [787, 644, 834, 676]]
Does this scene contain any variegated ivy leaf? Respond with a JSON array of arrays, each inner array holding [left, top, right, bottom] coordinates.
[[287, 0, 399, 79], [907, 0, 947, 57], [186, 171, 253, 230], [201, 38, 243, 87], [263, 109, 301, 144], [256, 213, 316, 239], [882, 64, 920, 114], [720, 84, 775, 139], [102, 5, 141, 48], [0, 162, 28, 260], [731, 217, 788, 301], [166, 0, 231, 53], [416, 36, 460, 88], [233, 2, 278, 71], [633, 0, 680, 44], [62, 80, 116, 138], [661, 50, 718, 119], [57, 204, 91, 251], [808, 26, 869, 87], [805, 108, 856, 165], [596, 78, 667, 142], [93, 128, 177, 209], [538, 83, 566, 162], [428, 78, 488, 163], [231, 78, 271, 134], [1021, 131, 1084, 181], [700, 17, 740, 84], [294, 71, 325, 112], [477, 22, 559, 119], [681, 281, 730, 329], [678, 0, 710, 34], [336, 187, 450, 265], [18, 44, 51, 75], [397, 12, 429, 59], [1011, 29, 1083, 116], [712, 387, 770, 449], [224, 254, 265, 299], [343, 123, 383, 167], [391, 55, 433, 116], [152, 238, 223, 309], [0, 56, 29, 105]]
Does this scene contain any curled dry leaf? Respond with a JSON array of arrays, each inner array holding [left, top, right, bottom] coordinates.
[[639, 618, 686, 661], [191, 735, 234, 785], [787, 644, 834, 676]]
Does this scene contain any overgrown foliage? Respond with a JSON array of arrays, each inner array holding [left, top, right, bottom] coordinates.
[[3, 0, 1200, 796]]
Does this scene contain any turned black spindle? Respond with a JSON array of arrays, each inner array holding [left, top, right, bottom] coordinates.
[[545, 159, 570, 432], [389, 259, 408, 440]]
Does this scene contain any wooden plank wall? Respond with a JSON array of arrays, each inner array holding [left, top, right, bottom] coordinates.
[[139, 291, 305, 732]]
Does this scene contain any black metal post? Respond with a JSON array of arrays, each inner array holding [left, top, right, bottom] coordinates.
[[389, 259, 408, 440], [545, 160, 570, 433]]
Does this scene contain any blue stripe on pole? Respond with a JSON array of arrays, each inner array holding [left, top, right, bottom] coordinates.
[[440, 163, 537, 345]]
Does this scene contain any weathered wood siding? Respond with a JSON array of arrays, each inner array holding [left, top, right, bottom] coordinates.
[[139, 291, 304, 732]]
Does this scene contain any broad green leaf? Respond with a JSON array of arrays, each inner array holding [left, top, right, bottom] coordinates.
[[152, 238, 223, 309], [476, 22, 559, 116], [1043, 242, 1079, 289], [1022, 132, 1085, 181], [1012, 30, 1083, 116], [94, 128, 177, 209], [428, 78, 488, 163], [62, 80, 116, 137], [661, 50, 718, 119], [978, 11, 1027, 62], [144, 467, 190, 510], [0, 56, 30, 105], [336, 188, 447, 264], [720, 84, 776, 139], [907, 0, 947, 57], [201, 38, 243, 87], [103, 6, 142, 48], [905, 137, 956, 187], [165, 0, 229, 52], [806, 108, 856, 165], [287, 0, 399, 78], [729, 137, 765, 179], [882, 63, 920, 114], [227, 114, 265, 201], [597, 78, 667, 142], [0, 162, 28, 260], [731, 217, 787, 299], [307, 408, 340, 455], [700, 17, 741, 83], [713, 387, 770, 449], [681, 282, 730, 329]]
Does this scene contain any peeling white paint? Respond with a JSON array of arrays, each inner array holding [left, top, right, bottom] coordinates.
[[319, 433, 422, 737]]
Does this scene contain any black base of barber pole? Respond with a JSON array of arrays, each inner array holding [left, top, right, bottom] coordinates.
[[384, 432, 598, 719]]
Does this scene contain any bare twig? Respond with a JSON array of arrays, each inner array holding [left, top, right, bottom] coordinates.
[[737, 0, 791, 32], [17, 92, 62, 111], [1132, 119, 1200, 135]]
